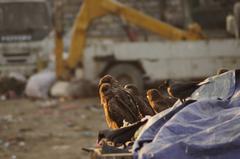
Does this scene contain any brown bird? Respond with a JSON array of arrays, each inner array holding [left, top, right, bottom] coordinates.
[[165, 80, 209, 103], [146, 89, 173, 113], [98, 119, 148, 147], [99, 83, 141, 129], [124, 84, 155, 117], [99, 75, 142, 119]]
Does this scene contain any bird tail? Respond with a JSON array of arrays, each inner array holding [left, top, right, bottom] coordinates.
[[116, 119, 148, 134]]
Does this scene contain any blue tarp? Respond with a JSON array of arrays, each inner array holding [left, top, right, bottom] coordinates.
[[133, 70, 240, 159]]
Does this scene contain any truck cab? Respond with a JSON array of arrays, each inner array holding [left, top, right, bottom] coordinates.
[[0, 0, 53, 76]]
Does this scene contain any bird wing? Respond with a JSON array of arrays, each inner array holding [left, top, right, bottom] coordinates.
[[109, 97, 141, 127], [123, 90, 146, 118], [137, 97, 155, 116], [100, 120, 148, 145], [115, 93, 141, 121], [169, 82, 199, 99], [108, 99, 130, 128], [102, 102, 119, 129]]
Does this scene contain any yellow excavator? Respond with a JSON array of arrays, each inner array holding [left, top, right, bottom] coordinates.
[[54, 0, 205, 80]]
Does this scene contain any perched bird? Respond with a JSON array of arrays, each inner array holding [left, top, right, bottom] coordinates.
[[99, 83, 141, 129], [165, 80, 209, 103], [158, 82, 178, 104], [158, 82, 169, 97], [146, 89, 173, 113], [99, 75, 144, 113], [99, 75, 142, 120], [98, 119, 148, 147], [124, 84, 155, 116]]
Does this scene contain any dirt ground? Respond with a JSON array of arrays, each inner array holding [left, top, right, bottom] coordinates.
[[0, 98, 107, 159]]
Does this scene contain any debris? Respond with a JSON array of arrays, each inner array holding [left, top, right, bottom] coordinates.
[[0, 115, 14, 123], [50, 81, 71, 98], [11, 155, 17, 159], [50, 79, 97, 98], [8, 72, 26, 83], [52, 145, 70, 151], [37, 100, 59, 108], [0, 73, 26, 98], [19, 128, 33, 133], [80, 114, 87, 119], [80, 131, 96, 137], [60, 104, 81, 111], [18, 141, 25, 147], [25, 70, 56, 99], [0, 95, 6, 101], [67, 79, 96, 98], [4, 142, 10, 148]]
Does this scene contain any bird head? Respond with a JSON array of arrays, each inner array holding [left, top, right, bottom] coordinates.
[[99, 83, 113, 99], [97, 129, 109, 145], [124, 84, 139, 95], [164, 79, 173, 87], [147, 89, 161, 101], [98, 75, 117, 88]]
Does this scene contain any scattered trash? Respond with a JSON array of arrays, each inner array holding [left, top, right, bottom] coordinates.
[[67, 79, 96, 98], [52, 145, 70, 151], [0, 115, 14, 123], [80, 131, 96, 137], [80, 114, 87, 119], [37, 100, 59, 108], [25, 70, 56, 99], [11, 155, 17, 159], [83, 104, 101, 112], [0, 73, 26, 99], [50, 79, 97, 98], [4, 142, 10, 148], [8, 72, 26, 83], [50, 81, 71, 98], [18, 141, 25, 147], [19, 128, 33, 133], [0, 95, 6, 101]]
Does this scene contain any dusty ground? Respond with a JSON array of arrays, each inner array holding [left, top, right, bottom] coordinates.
[[0, 98, 107, 159]]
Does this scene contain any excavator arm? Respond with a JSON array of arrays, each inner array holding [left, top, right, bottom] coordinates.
[[56, 0, 205, 79]]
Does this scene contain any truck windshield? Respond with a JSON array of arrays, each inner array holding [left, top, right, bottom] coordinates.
[[0, 2, 52, 42]]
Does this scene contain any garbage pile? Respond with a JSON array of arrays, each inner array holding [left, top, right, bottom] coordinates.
[[0, 72, 26, 100], [95, 74, 209, 153], [25, 70, 56, 99], [94, 69, 240, 159]]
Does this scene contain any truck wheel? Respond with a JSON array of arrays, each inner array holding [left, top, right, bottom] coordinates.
[[106, 64, 144, 92]]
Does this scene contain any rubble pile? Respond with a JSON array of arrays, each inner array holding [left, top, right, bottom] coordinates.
[[0, 73, 26, 99]]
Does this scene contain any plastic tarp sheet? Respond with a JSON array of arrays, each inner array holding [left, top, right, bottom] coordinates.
[[133, 70, 240, 159]]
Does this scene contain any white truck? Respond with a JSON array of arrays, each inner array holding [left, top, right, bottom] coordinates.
[[80, 1, 240, 91], [82, 39, 240, 91], [0, 0, 53, 76]]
